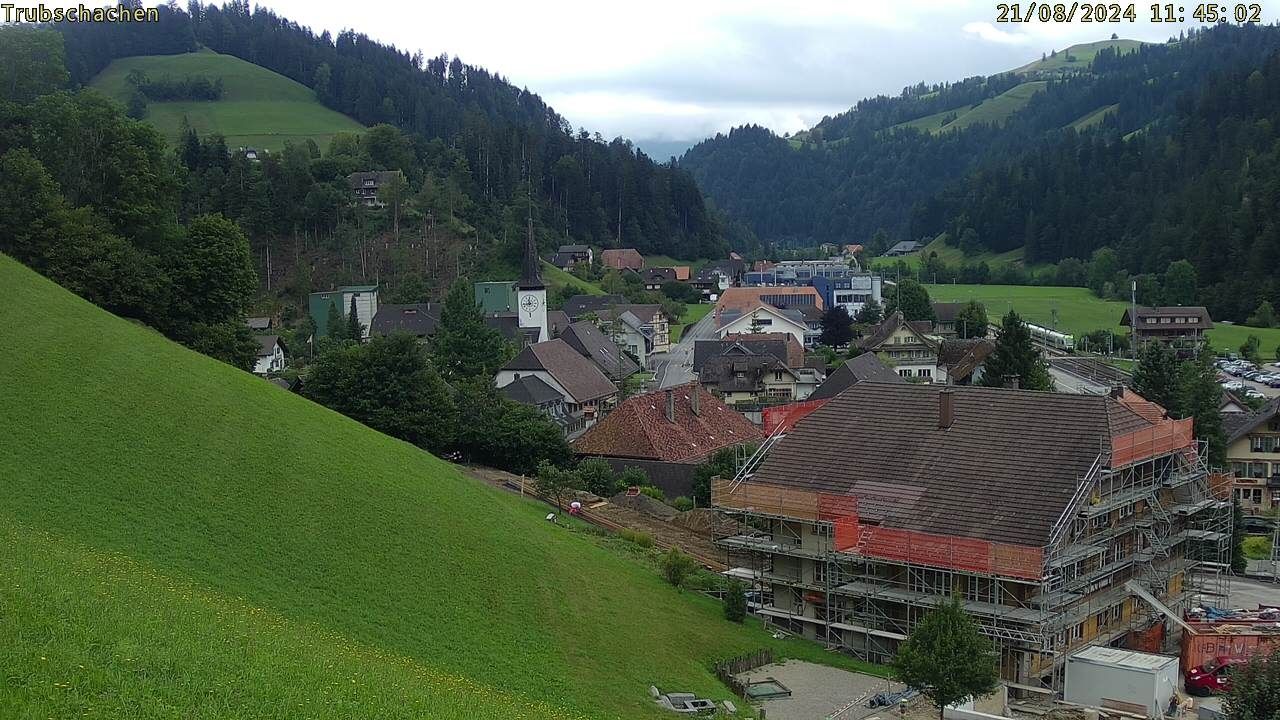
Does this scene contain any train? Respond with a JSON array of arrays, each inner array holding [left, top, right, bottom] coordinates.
[[1026, 322, 1075, 352]]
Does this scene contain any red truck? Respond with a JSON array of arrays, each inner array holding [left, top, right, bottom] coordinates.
[[1185, 656, 1246, 696]]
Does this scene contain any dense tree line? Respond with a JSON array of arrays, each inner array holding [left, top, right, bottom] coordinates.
[[129, 70, 225, 101], [0, 26, 258, 368], [54, 1, 728, 262], [682, 25, 1280, 321]]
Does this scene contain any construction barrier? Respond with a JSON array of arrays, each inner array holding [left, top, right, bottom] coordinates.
[[713, 480, 1044, 580], [1111, 418, 1194, 468], [762, 399, 830, 435]]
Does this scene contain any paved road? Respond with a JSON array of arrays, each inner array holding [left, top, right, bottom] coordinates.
[[1228, 575, 1280, 607], [653, 309, 719, 389]]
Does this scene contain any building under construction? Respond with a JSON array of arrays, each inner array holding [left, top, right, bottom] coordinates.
[[713, 383, 1232, 695]]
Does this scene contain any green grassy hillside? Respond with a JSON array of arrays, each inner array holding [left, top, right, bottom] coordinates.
[[1014, 39, 1145, 74], [871, 234, 1027, 272], [0, 255, 869, 718], [1070, 103, 1119, 131], [90, 48, 364, 151], [924, 282, 1280, 353], [889, 82, 1046, 135]]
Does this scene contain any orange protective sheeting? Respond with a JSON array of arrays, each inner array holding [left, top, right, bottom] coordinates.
[[1111, 418, 1194, 467], [762, 399, 829, 435]]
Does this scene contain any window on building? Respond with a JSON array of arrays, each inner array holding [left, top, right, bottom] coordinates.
[[919, 368, 932, 378], [1251, 462, 1269, 479], [1070, 622, 1085, 642], [814, 562, 826, 584], [1232, 462, 1250, 477], [767, 387, 792, 400], [1095, 611, 1107, 629], [1110, 604, 1124, 622], [1118, 504, 1134, 520], [1090, 514, 1109, 531], [898, 369, 911, 377]]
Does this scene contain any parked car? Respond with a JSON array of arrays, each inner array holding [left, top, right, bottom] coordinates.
[[1244, 388, 1267, 400], [1186, 657, 1245, 696], [1222, 381, 1246, 392]]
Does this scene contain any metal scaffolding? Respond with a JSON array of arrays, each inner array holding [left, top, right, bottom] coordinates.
[[713, 426, 1232, 696]]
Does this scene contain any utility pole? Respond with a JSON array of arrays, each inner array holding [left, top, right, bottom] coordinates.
[[1130, 279, 1138, 363]]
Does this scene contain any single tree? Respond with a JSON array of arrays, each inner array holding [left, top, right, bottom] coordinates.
[[431, 279, 511, 381], [819, 305, 855, 347], [535, 460, 575, 511], [978, 311, 1052, 391], [377, 171, 410, 239], [894, 598, 1000, 720], [854, 299, 883, 325], [954, 300, 988, 339], [884, 278, 936, 322], [577, 458, 619, 497], [1224, 646, 1280, 720], [1175, 351, 1227, 466], [661, 547, 698, 591], [166, 213, 257, 331], [326, 298, 345, 340], [616, 466, 649, 490], [691, 446, 744, 507], [723, 580, 747, 623], [1241, 334, 1263, 363], [346, 294, 364, 342], [1247, 301, 1277, 329], [1132, 340, 1179, 411]]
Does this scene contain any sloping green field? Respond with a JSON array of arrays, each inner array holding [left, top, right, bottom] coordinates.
[[90, 48, 364, 151], [1070, 103, 1119, 131], [924, 283, 1280, 353], [888, 82, 1046, 135], [1014, 39, 1145, 75], [0, 255, 870, 718]]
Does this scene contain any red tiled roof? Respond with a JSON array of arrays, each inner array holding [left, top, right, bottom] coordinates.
[[716, 286, 824, 317], [601, 248, 644, 270], [572, 382, 763, 463]]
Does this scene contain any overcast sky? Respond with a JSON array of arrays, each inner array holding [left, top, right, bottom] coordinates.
[[197, 1, 1279, 151]]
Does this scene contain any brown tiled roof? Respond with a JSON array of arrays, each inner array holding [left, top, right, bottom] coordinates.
[[559, 321, 640, 380], [672, 266, 691, 281], [1226, 396, 1280, 443], [716, 287, 824, 318], [937, 339, 995, 382], [807, 353, 904, 400], [932, 302, 964, 323], [723, 333, 805, 368], [573, 382, 762, 463], [546, 310, 571, 338], [500, 339, 617, 403], [859, 311, 938, 351], [601, 248, 644, 270], [700, 355, 800, 393], [1120, 306, 1213, 331], [744, 383, 1157, 546]]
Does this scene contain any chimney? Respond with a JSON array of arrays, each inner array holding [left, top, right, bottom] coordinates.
[[1004, 375, 1020, 390], [938, 387, 955, 429], [691, 386, 701, 416], [665, 389, 675, 422], [1110, 384, 1125, 399]]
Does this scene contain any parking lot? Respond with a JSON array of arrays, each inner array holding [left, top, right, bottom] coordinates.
[[1216, 359, 1280, 400]]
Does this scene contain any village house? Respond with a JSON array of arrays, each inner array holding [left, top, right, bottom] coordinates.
[[1120, 306, 1213, 355], [1225, 397, 1280, 518], [936, 338, 996, 386], [713, 384, 1231, 693], [882, 240, 922, 257], [500, 375, 572, 430], [931, 302, 963, 339], [601, 248, 645, 271], [572, 383, 763, 498], [346, 170, 405, 208], [563, 294, 671, 354], [559, 320, 640, 382], [806, 352, 905, 401], [699, 354, 819, 407], [715, 303, 811, 347], [693, 334, 805, 375], [309, 285, 380, 340], [640, 266, 677, 291], [495, 339, 618, 434], [252, 335, 286, 375], [369, 303, 440, 340], [857, 311, 943, 382], [550, 244, 592, 269]]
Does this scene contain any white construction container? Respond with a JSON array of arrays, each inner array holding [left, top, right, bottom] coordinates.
[[1064, 646, 1179, 718]]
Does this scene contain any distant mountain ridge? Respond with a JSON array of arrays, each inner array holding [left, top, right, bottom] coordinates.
[[679, 25, 1280, 322]]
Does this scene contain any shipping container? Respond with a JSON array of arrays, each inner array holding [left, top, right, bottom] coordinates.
[[1065, 646, 1179, 718], [1180, 622, 1280, 674]]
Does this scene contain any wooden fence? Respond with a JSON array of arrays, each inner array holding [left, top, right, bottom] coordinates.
[[714, 648, 774, 698]]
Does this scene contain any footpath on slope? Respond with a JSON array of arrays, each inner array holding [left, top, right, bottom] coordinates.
[[462, 465, 727, 569]]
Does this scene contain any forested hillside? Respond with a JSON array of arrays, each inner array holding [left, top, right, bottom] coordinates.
[[680, 24, 1280, 321]]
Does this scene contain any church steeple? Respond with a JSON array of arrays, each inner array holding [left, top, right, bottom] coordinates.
[[518, 217, 544, 290]]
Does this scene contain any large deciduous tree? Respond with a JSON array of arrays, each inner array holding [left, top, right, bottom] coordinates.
[[953, 300, 988, 339], [894, 598, 999, 720], [304, 333, 456, 454], [452, 380, 572, 475], [884, 278, 936, 322], [819, 305, 854, 347], [166, 213, 256, 328], [978, 311, 1052, 391]]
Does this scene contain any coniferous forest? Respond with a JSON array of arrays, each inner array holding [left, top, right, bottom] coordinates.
[[681, 24, 1280, 321]]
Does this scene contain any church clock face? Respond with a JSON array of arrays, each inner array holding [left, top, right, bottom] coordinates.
[[520, 294, 541, 315]]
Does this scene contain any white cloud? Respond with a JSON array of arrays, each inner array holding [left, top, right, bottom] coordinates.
[[961, 21, 1033, 45]]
